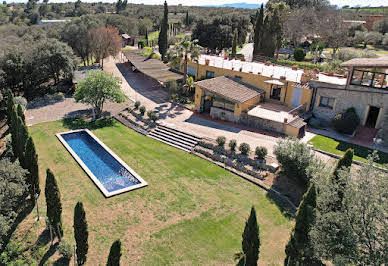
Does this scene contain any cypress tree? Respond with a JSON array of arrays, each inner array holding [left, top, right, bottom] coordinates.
[[185, 10, 189, 26], [17, 104, 25, 125], [145, 28, 149, 46], [158, 1, 168, 61], [331, 148, 353, 210], [45, 169, 63, 242], [232, 28, 238, 58], [253, 4, 264, 56], [24, 137, 40, 199], [106, 239, 122, 266], [6, 89, 14, 127], [115, 0, 122, 14], [74, 202, 88, 266], [240, 206, 260, 266], [285, 183, 322, 265], [14, 115, 28, 164], [10, 105, 18, 157]]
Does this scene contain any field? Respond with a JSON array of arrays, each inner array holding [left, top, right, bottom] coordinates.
[[7, 118, 293, 265], [309, 135, 388, 168]]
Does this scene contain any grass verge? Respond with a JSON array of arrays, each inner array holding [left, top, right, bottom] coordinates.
[[309, 135, 388, 168]]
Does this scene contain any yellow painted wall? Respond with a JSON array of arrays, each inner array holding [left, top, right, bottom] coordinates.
[[189, 61, 313, 110], [285, 124, 300, 137], [234, 96, 261, 116], [194, 85, 204, 106]]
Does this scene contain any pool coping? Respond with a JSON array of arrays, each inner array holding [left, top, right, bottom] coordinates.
[[56, 129, 148, 197]]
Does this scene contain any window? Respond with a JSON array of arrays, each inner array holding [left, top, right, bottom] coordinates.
[[206, 71, 215, 79], [319, 96, 335, 109], [188, 66, 196, 77], [235, 76, 242, 80], [350, 69, 388, 89]]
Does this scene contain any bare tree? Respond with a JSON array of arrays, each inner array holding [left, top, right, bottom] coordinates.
[[317, 9, 348, 57], [284, 7, 318, 47], [89, 26, 122, 68]]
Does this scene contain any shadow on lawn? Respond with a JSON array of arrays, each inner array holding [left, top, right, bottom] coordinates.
[[336, 141, 388, 165], [62, 117, 115, 131], [39, 242, 58, 266], [0, 200, 34, 254]]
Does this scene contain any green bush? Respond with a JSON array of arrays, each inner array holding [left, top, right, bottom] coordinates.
[[150, 113, 158, 122], [255, 146, 267, 160], [58, 241, 73, 260], [239, 143, 250, 155], [229, 139, 237, 152], [332, 107, 360, 135], [294, 48, 306, 61], [134, 101, 141, 109], [274, 138, 315, 185], [165, 79, 178, 94], [272, 59, 324, 71], [138, 39, 148, 48], [216, 136, 226, 147], [139, 106, 146, 115], [14, 96, 27, 111], [147, 110, 158, 122]]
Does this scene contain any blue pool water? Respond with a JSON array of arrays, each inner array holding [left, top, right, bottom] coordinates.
[[61, 131, 140, 192]]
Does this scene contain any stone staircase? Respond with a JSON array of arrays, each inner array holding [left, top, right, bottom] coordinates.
[[147, 125, 200, 152]]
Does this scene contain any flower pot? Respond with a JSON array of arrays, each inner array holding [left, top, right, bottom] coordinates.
[[313, 69, 320, 74], [224, 55, 228, 60], [327, 72, 334, 76], [241, 58, 246, 62], [292, 66, 298, 70], [264, 62, 271, 66], [205, 59, 210, 66]]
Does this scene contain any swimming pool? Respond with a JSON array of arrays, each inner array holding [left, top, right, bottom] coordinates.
[[56, 129, 147, 197]]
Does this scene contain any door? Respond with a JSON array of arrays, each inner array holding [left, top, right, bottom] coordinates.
[[270, 85, 282, 101], [291, 87, 303, 107], [365, 106, 380, 128]]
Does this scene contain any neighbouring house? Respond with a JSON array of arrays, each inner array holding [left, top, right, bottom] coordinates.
[[189, 55, 388, 143], [310, 58, 388, 146], [121, 34, 145, 47]]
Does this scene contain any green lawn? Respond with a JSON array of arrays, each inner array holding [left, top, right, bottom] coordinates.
[[8, 118, 293, 265], [309, 135, 388, 168]]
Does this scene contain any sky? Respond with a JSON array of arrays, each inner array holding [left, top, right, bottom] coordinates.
[[7, 0, 388, 7]]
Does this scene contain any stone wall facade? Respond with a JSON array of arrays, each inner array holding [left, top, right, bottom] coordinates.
[[210, 107, 238, 123], [240, 113, 285, 134], [311, 82, 388, 131]]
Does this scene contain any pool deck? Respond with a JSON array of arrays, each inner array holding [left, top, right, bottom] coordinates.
[[56, 129, 148, 197]]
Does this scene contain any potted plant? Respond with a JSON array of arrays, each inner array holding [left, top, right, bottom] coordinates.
[[327, 72, 334, 76], [224, 54, 228, 60], [313, 68, 320, 74], [264, 61, 271, 66], [205, 59, 210, 66], [292, 65, 298, 70]]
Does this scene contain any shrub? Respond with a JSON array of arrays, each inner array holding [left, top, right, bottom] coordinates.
[[272, 59, 324, 71], [255, 146, 267, 160], [14, 96, 27, 111], [274, 138, 315, 185], [58, 241, 73, 260], [294, 48, 306, 62], [171, 93, 179, 101], [134, 101, 141, 109], [332, 107, 360, 134], [147, 110, 153, 119], [239, 143, 250, 155], [216, 136, 226, 147], [151, 113, 158, 122], [229, 139, 237, 152], [165, 79, 178, 94], [139, 106, 146, 115], [336, 48, 377, 61]]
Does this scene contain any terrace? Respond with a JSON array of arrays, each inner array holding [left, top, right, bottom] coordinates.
[[197, 55, 347, 86]]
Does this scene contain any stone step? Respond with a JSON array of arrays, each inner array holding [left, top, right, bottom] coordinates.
[[153, 127, 198, 146], [148, 133, 193, 152], [157, 125, 200, 142], [150, 130, 197, 149]]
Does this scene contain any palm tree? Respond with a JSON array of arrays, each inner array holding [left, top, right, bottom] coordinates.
[[183, 76, 195, 94], [169, 36, 201, 84]]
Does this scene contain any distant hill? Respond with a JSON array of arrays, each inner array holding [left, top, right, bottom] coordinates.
[[204, 3, 261, 9]]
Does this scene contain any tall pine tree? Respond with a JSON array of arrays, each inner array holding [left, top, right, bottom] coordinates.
[[74, 202, 88, 265], [239, 206, 260, 266], [158, 1, 168, 61], [331, 148, 353, 210], [285, 183, 322, 265], [45, 169, 63, 243], [7, 89, 15, 127], [17, 104, 25, 125], [232, 28, 238, 58], [24, 137, 40, 199], [107, 239, 122, 266], [14, 115, 28, 164], [253, 4, 264, 56]]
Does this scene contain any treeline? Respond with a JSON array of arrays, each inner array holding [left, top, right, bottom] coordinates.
[[0, 14, 124, 103]]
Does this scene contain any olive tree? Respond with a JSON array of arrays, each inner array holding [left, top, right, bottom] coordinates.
[[74, 70, 127, 120]]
